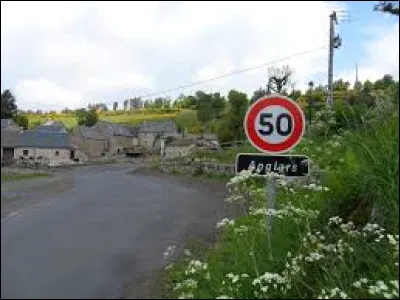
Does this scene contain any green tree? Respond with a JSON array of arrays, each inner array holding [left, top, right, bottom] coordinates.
[[86, 109, 98, 126], [374, 1, 399, 16], [14, 114, 29, 129], [76, 108, 98, 127], [1, 89, 17, 119], [374, 74, 395, 91], [211, 93, 226, 119], [289, 89, 302, 101], [251, 87, 267, 103], [333, 79, 350, 91], [226, 90, 249, 142], [196, 91, 213, 131]]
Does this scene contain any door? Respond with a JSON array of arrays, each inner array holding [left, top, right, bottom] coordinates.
[[2, 148, 14, 163]]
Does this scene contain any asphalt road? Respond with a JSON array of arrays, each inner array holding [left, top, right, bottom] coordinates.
[[1, 163, 233, 299]]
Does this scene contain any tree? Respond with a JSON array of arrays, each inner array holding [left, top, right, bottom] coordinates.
[[1, 89, 17, 119], [267, 65, 292, 94], [14, 114, 29, 129], [224, 90, 249, 142], [289, 89, 302, 101], [86, 109, 99, 126], [374, 74, 395, 91], [196, 91, 213, 131], [251, 87, 267, 103], [333, 79, 350, 91], [76, 108, 98, 127], [153, 97, 164, 109], [374, 1, 399, 16], [211, 93, 226, 119]]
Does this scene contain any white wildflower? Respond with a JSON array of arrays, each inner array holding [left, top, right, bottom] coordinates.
[[216, 296, 233, 299]]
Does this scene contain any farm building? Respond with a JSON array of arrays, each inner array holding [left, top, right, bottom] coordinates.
[[92, 121, 139, 155], [70, 126, 108, 160], [1, 130, 20, 164], [0, 130, 76, 166], [138, 119, 178, 152]]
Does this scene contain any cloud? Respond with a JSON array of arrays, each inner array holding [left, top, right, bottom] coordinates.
[[1, 1, 398, 111], [337, 22, 399, 84], [14, 78, 83, 111]]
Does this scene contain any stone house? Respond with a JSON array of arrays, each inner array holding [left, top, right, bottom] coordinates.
[[92, 121, 139, 155], [1, 130, 20, 164], [138, 119, 178, 152], [14, 131, 75, 166], [70, 126, 108, 160]]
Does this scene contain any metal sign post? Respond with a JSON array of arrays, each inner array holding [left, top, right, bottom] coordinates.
[[266, 176, 276, 260]]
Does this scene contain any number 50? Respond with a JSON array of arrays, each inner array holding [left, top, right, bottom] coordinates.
[[258, 113, 293, 136]]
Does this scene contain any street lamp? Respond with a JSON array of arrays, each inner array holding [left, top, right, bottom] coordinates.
[[308, 81, 314, 125]]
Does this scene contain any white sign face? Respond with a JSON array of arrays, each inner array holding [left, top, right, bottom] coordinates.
[[254, 105, 294, 145]]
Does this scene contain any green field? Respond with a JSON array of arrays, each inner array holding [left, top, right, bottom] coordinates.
[[26, 109, 187, 130]]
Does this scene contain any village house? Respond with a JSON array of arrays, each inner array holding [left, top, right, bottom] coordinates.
[[138, 119, 178, 152], [14, 131, 75, 166], [1, 130, 20, 164], [70, 126, 108, 160], [92, 121, 139, 155]]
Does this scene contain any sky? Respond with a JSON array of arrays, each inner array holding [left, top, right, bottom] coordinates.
[[1, 1, 399, 112]]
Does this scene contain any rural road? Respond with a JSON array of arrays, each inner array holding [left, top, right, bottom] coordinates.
[[1, 163, 234, 299]]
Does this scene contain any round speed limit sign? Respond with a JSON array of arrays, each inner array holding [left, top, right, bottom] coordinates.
[[244, 94, 305, 153]]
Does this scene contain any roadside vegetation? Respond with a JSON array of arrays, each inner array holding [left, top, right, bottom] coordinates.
[[160, 79, 399, 299], [1, 173, 50, 182]]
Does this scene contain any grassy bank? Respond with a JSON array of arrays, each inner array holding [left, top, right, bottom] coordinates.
[[163, 102, 399, 299], [1, 173, 50, 182]]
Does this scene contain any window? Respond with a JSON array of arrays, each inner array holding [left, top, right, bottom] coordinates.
[[23, 149, 28, 156], [55, 150, 59, 156]]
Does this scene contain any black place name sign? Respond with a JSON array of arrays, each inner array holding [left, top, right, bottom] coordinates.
[[235, 153, 309, 177]]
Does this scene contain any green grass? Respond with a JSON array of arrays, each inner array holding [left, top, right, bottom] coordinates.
[[1, 172, 50, 182], [163, 103, 399, 299], [26, 109, 187, 130]]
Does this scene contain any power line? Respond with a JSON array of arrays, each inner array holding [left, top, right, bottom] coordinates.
[[130, 45, 328, 100]]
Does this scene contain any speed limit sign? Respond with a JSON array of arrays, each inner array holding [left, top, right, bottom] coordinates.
[[244, 94, 305, 154]]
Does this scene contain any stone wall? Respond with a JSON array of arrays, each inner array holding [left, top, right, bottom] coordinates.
[[159, 160, 235, 176], [70, 135, 107, 160], [14, 147, 74, 166]]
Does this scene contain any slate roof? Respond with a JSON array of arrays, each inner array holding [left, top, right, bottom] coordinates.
[[1, 130, 20, 147], [18, 131, 72, 148], [139, 119, 177, 134], [95, 121, 138, 137], [34, 124, 68, 133], [1, 118, 18, 130], [75, 126, 107, 140]]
